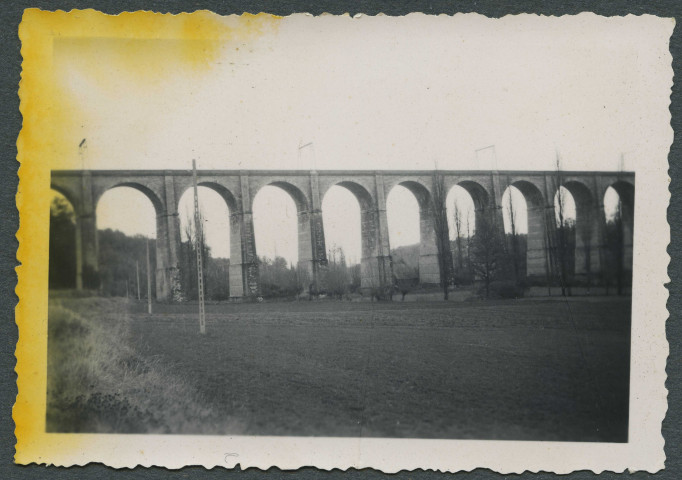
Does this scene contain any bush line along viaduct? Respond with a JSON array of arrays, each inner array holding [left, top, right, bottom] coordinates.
[[51, 169, 634, 301]]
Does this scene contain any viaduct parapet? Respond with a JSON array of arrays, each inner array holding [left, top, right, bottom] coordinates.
[[51, 169, 635, 301]]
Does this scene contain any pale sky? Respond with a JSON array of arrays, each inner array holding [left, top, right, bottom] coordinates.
[[51, 14, 671, 263]]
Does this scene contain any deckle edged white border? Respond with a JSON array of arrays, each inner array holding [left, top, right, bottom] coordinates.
[[16, 12, 672, 474]]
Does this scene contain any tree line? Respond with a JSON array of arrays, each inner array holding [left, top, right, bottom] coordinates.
[[431, 163, 631, 299]]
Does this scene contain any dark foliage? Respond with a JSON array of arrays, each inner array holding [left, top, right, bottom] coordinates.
[[477, 280, 525, 299], [98, 229, 156, 298], [392, 245, 419, 300], [431, 173, 454, 299], [259, 256, 301, 298], [470, 209, 510, 298], [49, 195, 77, 289]]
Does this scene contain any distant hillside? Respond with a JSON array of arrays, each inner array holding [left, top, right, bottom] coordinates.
[[391, 237, 527, 285]]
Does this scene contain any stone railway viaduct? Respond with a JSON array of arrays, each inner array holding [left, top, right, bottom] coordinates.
[[51, 169, 634, 301]]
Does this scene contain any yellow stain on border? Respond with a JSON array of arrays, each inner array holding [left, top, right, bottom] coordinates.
[[15, 9, 280, 465]]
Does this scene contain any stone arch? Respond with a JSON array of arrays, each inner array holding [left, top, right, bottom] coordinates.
[[456, 180, 490, 212], [95, 183, 171, 300], [322, 180, 391, 290], [50, 184, 79, 214], [96, 182, 164, 216], [387, 181, 439, 285], [192, 183, 239, 269], [174, 178, 257, 299], [447, 181, 490, 284], [251, 182, 302, 256], [250, 178, 311, 215], [449, 180, 491, 237], [607, 180, 635, 212], [332, 180, 375, 212], [561, 180, 599, 280], [603, 179, 635, 291], [394, 180, 432, 210], [193, 181, 239, 213], [326, 181, 375, 259], [561, 180, 592, 217], [267, 181, 310, 213], [173, 183, 235, 301], [511, 180, 548, 279], [174, 182, 239, 256], [49, 174, 101, 291], [251, 180, 315, 295], [176, 182, 238, 254], [605, 180, 634, 251], [511, 180, 545, 208], [194, 182, 247, 299]]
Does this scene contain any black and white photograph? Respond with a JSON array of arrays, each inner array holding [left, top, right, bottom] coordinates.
[[15, 10, 671, 473]]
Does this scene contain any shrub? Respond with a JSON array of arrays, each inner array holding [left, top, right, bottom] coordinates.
[[477, 281, 525, 299], [46, 298, 242, 434]]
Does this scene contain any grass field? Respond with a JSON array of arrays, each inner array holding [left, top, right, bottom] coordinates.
[[48, 296, 631, 442]]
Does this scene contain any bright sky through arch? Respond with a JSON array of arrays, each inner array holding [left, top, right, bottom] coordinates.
[[447, 186, 477, 239], [554, 186, 577, 227], [178, 186, 231, 259], [322, 186, 362, 265], [253, 186, 298, 264], [502, 186, 528, 235], [96, 187, 156, 238], [386, 186, 420, 249]]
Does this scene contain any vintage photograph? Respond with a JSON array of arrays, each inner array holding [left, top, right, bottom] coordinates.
[[15, 10, 671, 472]]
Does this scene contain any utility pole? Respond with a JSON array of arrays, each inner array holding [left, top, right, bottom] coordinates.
[[193, 159, 206, 334], [146, 238, 152, 314]]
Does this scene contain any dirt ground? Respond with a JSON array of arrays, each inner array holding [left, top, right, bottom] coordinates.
[[127, 297, 631, 441]]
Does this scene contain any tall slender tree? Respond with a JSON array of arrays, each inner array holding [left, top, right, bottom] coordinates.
[[465, 213, 472, 277], [505, 185, 523, 287], [431, 171, 453, 299], [452, 201, 465, 283], [551, 154, 573, 297], [181, 205, 209, 301]]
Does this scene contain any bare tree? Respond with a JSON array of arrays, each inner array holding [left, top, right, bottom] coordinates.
[[465, 213, 472, 276], [551, 154, 573, 297], [452, 201, 465, 284], [431, 171, 454, 300], [324, 245, 350, 299], [181, 205, 209, 301]]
